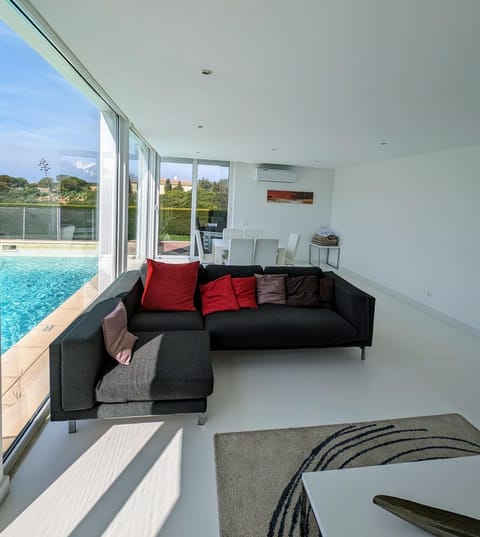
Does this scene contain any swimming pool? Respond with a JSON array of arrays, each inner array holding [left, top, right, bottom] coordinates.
[[0, 256, 98, 354]]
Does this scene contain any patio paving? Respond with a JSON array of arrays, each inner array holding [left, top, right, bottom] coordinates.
[[1, 276, 98, 453]]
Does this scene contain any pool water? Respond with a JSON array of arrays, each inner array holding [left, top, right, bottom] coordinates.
[[0, 256, 98, 354]]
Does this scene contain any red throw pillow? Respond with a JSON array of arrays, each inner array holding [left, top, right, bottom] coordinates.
[[199, 275, 239, 316], [141, 259, 200, 311], [232, 276, 258, 309]]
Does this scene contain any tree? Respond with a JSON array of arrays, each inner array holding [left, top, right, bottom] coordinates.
[[196, 188, 217, 209], [84, 187, 98, 205], [164, 178, 172, 192], [0, 175, 29, 190], [196, 178, 228, 210], [161, 189, 191, 208], [174, 180, 184, 192], [128, 179, 137, 205], [38, 177, 54, 189], [197, 177, 213, 191], [59, 176, 88, 194], [38, 158, 51, 178], [0, 175, 40, 202]]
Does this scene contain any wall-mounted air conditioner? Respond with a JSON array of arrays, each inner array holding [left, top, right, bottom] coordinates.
[[255, 166, 297, 183]]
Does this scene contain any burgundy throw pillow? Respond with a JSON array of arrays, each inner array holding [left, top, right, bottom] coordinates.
[[286, 275, 321, 307], [232, 276, 258, 309], [319, 278, 335, 308], [255, 274, 287, 305], [141, 259, 200, 311], [199, 275, 240, 315], [102, 301, 138, 365]]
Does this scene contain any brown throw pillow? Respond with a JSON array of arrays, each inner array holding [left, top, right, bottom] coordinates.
[[319, 278, 335, 308], [255, 274, 287, 305], [286, 275, 321, 307]]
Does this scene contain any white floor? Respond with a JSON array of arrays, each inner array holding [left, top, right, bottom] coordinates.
[[0, 269, 479, 537]]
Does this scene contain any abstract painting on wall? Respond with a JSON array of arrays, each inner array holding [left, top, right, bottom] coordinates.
[[267, 189, 314, 204]]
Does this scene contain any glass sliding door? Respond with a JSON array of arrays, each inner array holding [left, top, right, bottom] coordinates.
[[196, 161, 230, 257], [127, 131, 150, 268], [0, 18, 117, 458], [158, 159, 193, 256], [157, 159, 229, 258]]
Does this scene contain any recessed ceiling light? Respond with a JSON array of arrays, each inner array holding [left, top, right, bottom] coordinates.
[[197, 125, 204, 129], [201, 69, 213, 75]]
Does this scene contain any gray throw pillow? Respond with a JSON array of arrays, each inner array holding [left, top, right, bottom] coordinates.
[[255, 274, 287, 305]]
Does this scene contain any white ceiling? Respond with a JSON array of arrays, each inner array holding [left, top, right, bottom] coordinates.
[[31, 0, 480, 168]]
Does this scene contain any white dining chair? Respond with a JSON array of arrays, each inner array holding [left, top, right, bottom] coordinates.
[[243, 228, 263, 239], [60, 225, 75, 240], [212, 238, 228, 264], [227, 238, 255, 265], [195, 230, 214, 264], [223, 228, 243, 239], [253, 238, 279, 266], [284, 232, 300, 265]]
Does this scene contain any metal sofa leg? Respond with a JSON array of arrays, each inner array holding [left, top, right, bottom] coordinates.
[[360, 347, 366, 361], [197, 413, 207, 426], [68, 420, 77, 433]]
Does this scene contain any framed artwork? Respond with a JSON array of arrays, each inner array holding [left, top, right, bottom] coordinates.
[[267, 189, 314, 204]]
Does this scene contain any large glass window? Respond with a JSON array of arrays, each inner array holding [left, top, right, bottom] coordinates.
[[158, 160, 229, 257], [0, 19, 116, 456], [127, 131, 150, 268], [158, 160, 193, 256], [196, 162, 229, 256]]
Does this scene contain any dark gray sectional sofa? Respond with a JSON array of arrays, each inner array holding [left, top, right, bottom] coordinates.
[[201, 265, 374, 352], [49, 264, 375, 431]]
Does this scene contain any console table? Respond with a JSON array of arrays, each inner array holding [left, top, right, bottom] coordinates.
[[309, 243, 340, 269], [301, 455, 480, 536]]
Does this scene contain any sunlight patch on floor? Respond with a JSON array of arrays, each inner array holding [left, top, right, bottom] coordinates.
[[103, 428, 183, 537], [0, 422, 183, 537]]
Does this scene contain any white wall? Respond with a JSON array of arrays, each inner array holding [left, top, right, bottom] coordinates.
[[231, 163, 335, 263], [331, 145, 480, 331]]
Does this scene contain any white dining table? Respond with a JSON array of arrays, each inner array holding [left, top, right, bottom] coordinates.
[[212, 237, 282, 265]]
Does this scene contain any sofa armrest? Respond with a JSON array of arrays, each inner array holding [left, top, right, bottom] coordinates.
[[327, 273, 376, 345], [87, 270, 143, 320], [50, 297, 120, 413]]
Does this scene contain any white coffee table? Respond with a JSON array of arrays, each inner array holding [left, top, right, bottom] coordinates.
[[302, 455, 480, 536]]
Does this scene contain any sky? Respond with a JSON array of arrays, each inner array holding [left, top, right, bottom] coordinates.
[[160, 162, 229, 183], [0, 19, 230, 186], [0, 20, 100, 182]]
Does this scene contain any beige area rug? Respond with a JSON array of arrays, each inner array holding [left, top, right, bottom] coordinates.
[[214, 414, 480, 537]]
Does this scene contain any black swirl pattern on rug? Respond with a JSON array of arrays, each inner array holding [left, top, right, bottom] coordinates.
[[267, 423, 480, 537]]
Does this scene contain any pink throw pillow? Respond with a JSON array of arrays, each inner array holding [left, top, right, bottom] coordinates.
[[102, 301, 138, 365], [255, 274, 287, 305]]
